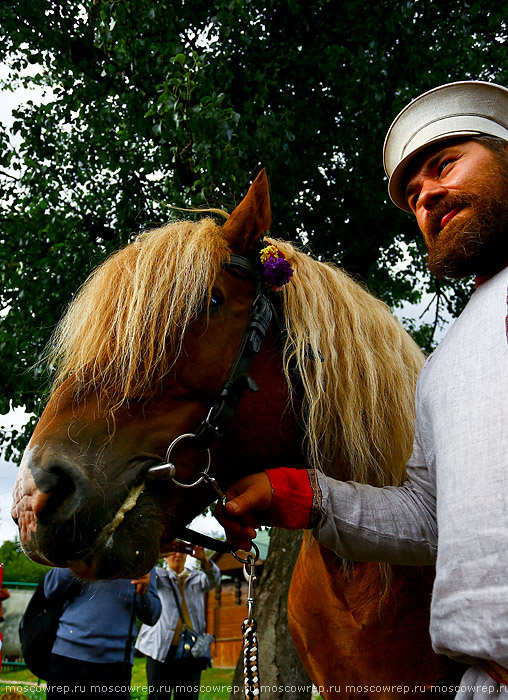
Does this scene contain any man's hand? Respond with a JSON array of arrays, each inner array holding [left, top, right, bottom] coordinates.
[[131, 572, 150, 595], [214, 472, 273, 550], [192, 545, 212, 570]]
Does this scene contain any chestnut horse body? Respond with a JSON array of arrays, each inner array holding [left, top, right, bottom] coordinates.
[[13, 172, 459, 697]]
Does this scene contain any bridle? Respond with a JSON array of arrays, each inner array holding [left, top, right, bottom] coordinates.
[[146, 253, 277, 562], [144, 251, 291, 700]]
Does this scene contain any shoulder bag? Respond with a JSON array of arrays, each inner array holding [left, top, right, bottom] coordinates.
[[168, 576, 214, 669]]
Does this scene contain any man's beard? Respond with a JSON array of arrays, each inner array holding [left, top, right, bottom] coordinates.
[[424, 162, 508, 279]]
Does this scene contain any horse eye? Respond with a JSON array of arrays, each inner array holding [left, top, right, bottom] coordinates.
[[210, 290, 223, 310], [197, 289, 223, 316]]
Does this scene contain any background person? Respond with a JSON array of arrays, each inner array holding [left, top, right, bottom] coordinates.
[[215, 81, 508, 700], [44, 567, 161, 700], [135, 543, 220, 700]]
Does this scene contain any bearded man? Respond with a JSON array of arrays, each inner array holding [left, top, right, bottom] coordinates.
[[214, 81, 508, 699]]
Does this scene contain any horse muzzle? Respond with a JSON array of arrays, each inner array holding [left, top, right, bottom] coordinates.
[[12, 446, 164, 579]]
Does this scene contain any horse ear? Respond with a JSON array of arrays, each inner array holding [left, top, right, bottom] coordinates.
[[222, 169, 271, 253]]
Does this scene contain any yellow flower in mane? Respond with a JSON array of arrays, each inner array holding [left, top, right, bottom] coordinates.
[[260, 244, 283, 263]]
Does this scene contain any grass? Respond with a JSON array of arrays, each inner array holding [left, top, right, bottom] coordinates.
[[0, 659, 236, 699]]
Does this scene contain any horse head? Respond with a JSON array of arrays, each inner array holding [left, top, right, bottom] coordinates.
[[13, 170, 303, 579], [13, 168, 423, 587]]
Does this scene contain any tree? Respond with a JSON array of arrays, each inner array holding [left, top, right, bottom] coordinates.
[[2, 0, 508, 454]]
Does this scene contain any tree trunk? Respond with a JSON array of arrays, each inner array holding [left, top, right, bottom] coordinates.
[[230, 529, 313, 700]]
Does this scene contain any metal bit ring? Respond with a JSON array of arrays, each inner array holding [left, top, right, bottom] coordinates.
[[165, 433, 211, 488]]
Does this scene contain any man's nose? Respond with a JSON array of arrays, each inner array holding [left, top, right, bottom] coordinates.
[[418, 179, 448, 211]]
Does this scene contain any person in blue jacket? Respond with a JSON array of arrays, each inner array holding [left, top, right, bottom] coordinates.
[[44, 567, 161, 700]]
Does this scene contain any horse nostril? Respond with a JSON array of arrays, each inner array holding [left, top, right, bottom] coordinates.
[[34, 463, 91, 524]]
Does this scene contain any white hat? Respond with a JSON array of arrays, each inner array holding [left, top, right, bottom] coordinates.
[[383, 80, 508, 212]]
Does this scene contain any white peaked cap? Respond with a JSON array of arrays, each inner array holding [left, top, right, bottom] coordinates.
[[383, 80, 508, 211]]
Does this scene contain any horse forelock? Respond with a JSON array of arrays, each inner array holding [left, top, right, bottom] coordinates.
[[48, 217, 230, 402]]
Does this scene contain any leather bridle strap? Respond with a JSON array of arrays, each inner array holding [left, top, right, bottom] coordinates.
[[147, 253, 271, 563], [146, 252, 274, 481], [191, 254, 273, 450], [175, 526, 260, 564], [177, 526, 240, 554]]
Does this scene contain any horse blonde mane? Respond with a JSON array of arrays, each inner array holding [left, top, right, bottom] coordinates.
[[274, 239, 423, 486], [49, 219, 423, 486]]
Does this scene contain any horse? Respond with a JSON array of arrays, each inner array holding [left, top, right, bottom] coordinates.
[[12, 170, 461, 696]]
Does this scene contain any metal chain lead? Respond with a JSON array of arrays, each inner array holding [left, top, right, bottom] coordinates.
[[242, 555, 260, 699], [148, 444, 261, 700]]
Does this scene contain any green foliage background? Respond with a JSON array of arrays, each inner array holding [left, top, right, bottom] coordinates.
[[1, 0, 507, 455]]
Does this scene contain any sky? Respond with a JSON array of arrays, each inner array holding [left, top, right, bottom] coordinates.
[[0, 61, 453, 546], [0, 63, 50, 543], [0, 408, 31, 542]]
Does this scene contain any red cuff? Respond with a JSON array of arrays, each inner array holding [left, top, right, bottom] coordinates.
[[265, 468, 314, 529]]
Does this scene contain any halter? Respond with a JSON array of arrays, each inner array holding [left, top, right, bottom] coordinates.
[[146, 252, 274, 563]]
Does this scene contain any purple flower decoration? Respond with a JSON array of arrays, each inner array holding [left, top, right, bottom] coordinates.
[[262, 256, 294, 291]]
